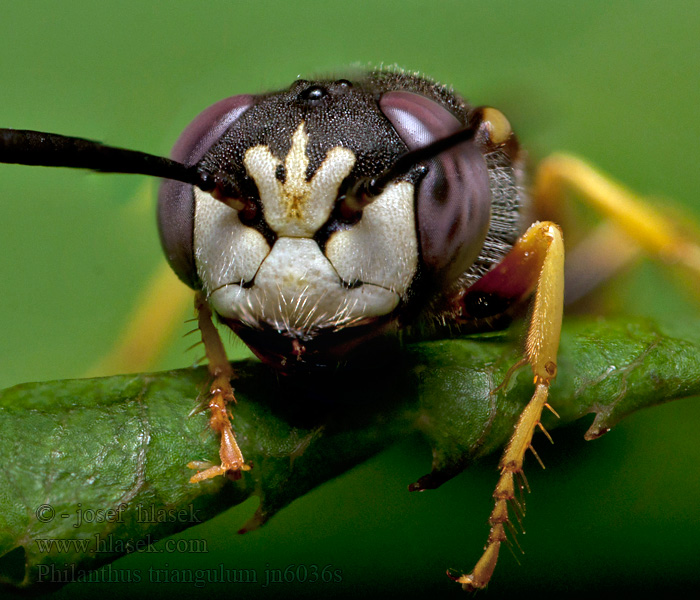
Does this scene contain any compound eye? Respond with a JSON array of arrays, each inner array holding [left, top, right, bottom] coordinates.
[[158, 95, 255, 288], [379, 91, 492, 288], [170, 95, 256, 165]]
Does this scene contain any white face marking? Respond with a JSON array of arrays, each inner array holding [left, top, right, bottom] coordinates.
[[325, 181, 418, 295], [193, 187, 270, 288], [194, 120, 419, 337], [243, 123, 355, 237], [210, 238, 399, 332]]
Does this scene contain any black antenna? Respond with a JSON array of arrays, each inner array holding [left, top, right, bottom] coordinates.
[[0, 128, 215, 191], [356, 125, 477, 199]]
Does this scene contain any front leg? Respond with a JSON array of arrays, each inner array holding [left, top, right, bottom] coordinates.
[[188, 291, 250, 483], [454, 221, 565, 590]]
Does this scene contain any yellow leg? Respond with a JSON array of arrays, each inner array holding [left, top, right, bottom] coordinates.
[[188, 292, 250, 483], [455, 221, 565, 591], [563, 221, 641, 304], [533, 154, 700, 277]]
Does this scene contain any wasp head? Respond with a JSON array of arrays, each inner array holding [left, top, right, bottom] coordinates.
[[158, 72, 519, 370]]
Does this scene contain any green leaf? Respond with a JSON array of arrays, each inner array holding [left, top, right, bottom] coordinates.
[[1, 317, 699, 591]]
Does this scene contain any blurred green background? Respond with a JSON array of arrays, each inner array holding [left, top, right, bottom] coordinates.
[[1, 0, 700, 596]]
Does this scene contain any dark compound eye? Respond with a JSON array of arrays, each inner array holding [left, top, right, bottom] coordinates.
[[379, 91, 492, 288], [157, 94, 255, 289], [298, 84, 328, 102]]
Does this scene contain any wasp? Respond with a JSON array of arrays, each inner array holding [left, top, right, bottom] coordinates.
[[2, 68, 698, 590]]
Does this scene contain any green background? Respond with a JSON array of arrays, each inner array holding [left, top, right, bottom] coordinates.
[[1, 0, 699, 596]]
